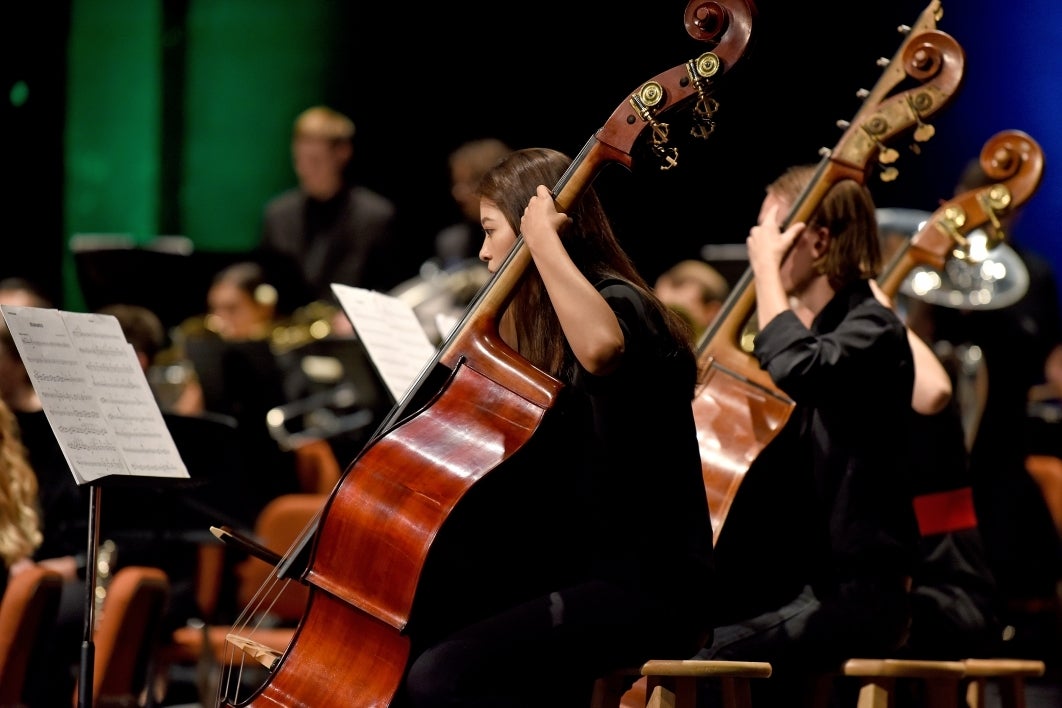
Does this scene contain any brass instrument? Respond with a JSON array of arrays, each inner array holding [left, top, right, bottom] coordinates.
[[266, 382, 374, 451], [153, 298, 387, 456], [876, 207, 1030, 311], [261, 261, 491, 449], [168, 299, 341, 354], [387, 258, 491, 344], [149, 300, 343, 411]]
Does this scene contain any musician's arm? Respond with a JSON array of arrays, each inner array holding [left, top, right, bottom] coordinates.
[[869, 279, 952, 415]]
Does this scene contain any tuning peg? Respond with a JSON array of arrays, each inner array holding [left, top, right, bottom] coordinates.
[[939, 206, 971, 253], [876, 57, 890, 68], [690, 120, 715, 141], [690, 95, 719, 140], [646, 119, 670, 144], [905, 94, 937, 143], [978, 184, 1014, 249], [897, 23, 912, 35], [652, 143, 680, 171], [856, 88, 870, 100], [879, 165, 900, 182], [836, 119, 851, 130], [913, 122, 936, 142]]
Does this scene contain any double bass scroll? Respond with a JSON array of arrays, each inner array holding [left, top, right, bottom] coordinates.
[[216, 3, 756, 706], [876, 129, 1045, 299], [694, 0, 966, 544]]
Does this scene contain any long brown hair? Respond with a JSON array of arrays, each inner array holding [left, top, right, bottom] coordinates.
[[476, 147, 693, 379], [768, 164, 881, 290]]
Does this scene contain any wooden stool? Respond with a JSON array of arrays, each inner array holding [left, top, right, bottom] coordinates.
[[642, 660, 774, 708], [807, 658, 972, 708], [593, 659, 773, 708], [834, 658, 967, 708], [961, 658, 1045, 708]]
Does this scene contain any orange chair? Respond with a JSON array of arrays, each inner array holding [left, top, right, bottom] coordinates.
[[0, 563, 63, 705], [1025, 454, 1062, 537], [75, 565, 170, 708], [161, 493, 327, 694], [292, 438, 343, 495], [228, 492, 326, 621]]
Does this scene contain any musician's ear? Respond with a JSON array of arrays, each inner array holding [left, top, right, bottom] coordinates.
[[810, 226, 830, 257]]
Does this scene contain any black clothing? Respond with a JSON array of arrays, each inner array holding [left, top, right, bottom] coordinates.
[[17, 409, 85, 562], [402, 279, 715, 707], [915, 246, 1062, 655], [700, 280, 919, 707], [901, 398, 1000, 660], [258, 184, 400, 308], [753, 281, 919, 604]]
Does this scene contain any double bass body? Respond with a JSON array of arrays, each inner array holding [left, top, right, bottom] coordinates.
[[231, 357, 562, 706]]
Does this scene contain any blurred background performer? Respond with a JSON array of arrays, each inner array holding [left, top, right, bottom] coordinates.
[[256, 105, 402, 312]]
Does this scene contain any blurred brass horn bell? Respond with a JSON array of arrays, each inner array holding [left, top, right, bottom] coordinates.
[[876, 207, 1030, 311]]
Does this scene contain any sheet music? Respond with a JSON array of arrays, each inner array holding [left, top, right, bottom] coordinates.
[[1, 305, 189, 484], [331, 284, 438, 401]]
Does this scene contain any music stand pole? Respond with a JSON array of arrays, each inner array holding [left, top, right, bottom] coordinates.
[[77, 482, 102, 708]]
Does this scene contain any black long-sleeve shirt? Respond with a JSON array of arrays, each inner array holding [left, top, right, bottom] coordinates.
[[751, 280, 919, 602]]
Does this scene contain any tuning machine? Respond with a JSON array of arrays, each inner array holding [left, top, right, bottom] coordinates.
[[854, 115, 902, 182], [973, 183, 1013, 251], [629, 80, 679, 170], [687, 51, 722, 140], [937, 183, 1014, 260]]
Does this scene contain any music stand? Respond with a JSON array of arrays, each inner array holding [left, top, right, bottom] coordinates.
[[101, 411, 252, 544], [0, 305, 193, 708], [72, 241, 244, 331]]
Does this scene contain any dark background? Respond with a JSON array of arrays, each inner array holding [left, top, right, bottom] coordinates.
[[4, 1, 1060, 317]]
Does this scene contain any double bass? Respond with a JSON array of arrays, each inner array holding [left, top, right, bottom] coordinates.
[[215, 2, 756, 705], [875, 129, 1045, 303], [693, 0, 966, 544], [877, 128, 1045, 446]]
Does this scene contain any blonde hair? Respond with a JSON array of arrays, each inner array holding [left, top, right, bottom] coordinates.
[[449, 138, 512, 180], [0, 397, 42, 567], [656, 259, 730, 305], [292, 105, 355, 144]]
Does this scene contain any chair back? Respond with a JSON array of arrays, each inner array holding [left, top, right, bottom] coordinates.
[[292, 439, 342, 495], [235, 493, 327, 619], [0, 564, 63, 705], [77, 565, 169, 708]]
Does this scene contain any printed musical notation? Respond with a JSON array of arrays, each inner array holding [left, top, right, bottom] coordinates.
[[0, 305, 189, 484], [331, 284, 438, 401]]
